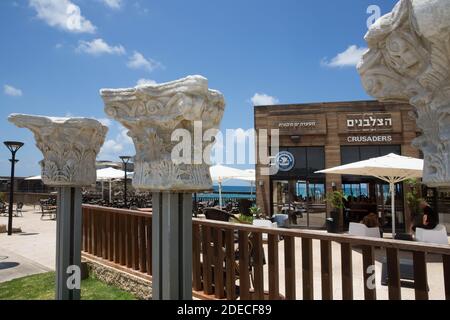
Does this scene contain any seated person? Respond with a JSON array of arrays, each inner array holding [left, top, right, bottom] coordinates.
[[361, 212, 380, 228], [413, 200, 439, 231]]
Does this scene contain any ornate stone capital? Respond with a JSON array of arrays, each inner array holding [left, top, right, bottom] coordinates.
[[100, 75, 225, 192], [358, 0, 450, 187], [8, 114, 108, 187]]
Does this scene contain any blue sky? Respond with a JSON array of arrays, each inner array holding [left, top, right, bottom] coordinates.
[[0, 0, 399, 177]]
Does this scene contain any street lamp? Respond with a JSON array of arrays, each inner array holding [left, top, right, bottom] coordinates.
[[3, 141, 24, 236], [119, 156, 132, 208]]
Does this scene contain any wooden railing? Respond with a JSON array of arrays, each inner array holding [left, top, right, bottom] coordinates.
[[82, 205, 152, 277], [82, 205, 450, 300]]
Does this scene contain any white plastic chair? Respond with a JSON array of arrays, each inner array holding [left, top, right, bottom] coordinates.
[[416, 224, 449, 245], [349, 222, 381, 238], [252, 219, 278, 241]]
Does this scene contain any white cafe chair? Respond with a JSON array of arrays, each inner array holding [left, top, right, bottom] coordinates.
[[252, 219, 278, 242], [415, 224, 449, 245], [349, 222, 381, 238]]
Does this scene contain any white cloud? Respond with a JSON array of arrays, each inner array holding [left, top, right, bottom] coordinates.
[[98, 125, 134, 160], [100, 0, 123, 10], [127, 51, 162, 72], [77, 38, 125, 56], [321, 45, 367, 68], [4, 85, 23, 97], [29, 0, 96, 34], [250, 93, 279, 106], [136, 78, 157, 86]]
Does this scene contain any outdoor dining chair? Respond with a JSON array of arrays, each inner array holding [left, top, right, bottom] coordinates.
[[39, 200, 56, 220], [0, 202, 7, 216], [203, 207, 245, 224], [15, 202, 24, 217]]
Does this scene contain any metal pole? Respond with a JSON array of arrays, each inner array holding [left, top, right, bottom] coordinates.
[[390, 182, 396, 238], [109, 179, 112, 203], [55, 187, 82, 300], [152, 192, 192, 300], [123, 165, 127, 207], [219, 181, 223, 208], [7, 154, 17, 236]]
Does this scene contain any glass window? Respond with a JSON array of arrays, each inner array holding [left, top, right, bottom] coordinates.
[[289, 147, 307, 175], [341, 146, 360, 165], [273, 146, 325, 179], [341, 145, 402, 164], [360, 146, 380, 160], [272, 179, 326, 229], [380, 145, 401, 156], [307, 147, 325, 175]]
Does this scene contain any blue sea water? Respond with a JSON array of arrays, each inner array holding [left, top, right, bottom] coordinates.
[[212, 185, 254, 193], [196, 185, 256, 200]]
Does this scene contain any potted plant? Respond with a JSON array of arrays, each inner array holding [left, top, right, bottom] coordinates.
[[249, 206, 263, 219], [237, 206, 260, 224], [325, 190, 346, 233]]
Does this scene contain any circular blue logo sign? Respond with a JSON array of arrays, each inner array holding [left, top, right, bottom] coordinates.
[[275, 151, 295, 172]]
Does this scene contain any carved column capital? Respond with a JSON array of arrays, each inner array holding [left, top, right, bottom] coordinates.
[[8, 114, 108, 187], [358, 0, 450, 187], [100, 75, 225, 192]]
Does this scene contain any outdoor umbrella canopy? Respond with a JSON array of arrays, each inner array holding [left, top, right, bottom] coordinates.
[[209, 164, 256, 207], [96, 167, 133, 202], [96, 167, 131, 181], [25, 175, 43, 180], [315, 153, 423, 237]]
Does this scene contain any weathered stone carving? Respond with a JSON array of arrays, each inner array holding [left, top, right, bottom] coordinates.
[[358, 0, 450, 187], [100, 75, 225, 191], [8, 114, 108, 187]]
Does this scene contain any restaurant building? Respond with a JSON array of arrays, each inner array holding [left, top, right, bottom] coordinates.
[[254, 100, 443, 232]]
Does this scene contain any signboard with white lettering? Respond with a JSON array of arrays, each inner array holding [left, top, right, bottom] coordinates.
[[347, 113, 392, 132], [270, 114, 327, 135], [278, 120, 317, 129], [338, 112, 402, 134], [340, 133, 403, 145]]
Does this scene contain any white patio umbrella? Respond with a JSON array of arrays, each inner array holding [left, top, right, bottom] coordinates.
[[316, 153, 423, 237], [25, 175, 42, 180], [209, 164, 255, 207], [242, 169, 256, 195], [96, 167, 133, 202], [25, 169, 134, 202]]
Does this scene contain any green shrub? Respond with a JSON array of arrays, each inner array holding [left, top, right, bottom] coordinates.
[[325, 190, 347, 210]]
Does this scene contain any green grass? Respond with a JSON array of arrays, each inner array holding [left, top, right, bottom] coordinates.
[[0, 272, 137, 300]]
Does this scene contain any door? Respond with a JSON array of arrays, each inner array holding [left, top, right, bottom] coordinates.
[[272, 179, 326, 229]]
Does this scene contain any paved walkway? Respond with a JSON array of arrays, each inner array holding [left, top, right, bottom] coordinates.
[[0, 248, 51, 283], [0, 206, 55, 283]]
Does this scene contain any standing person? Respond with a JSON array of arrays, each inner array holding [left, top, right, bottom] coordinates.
[[413, 200, 439, 231]]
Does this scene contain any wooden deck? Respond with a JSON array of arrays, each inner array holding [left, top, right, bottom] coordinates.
[[81, 204, 450, 300]]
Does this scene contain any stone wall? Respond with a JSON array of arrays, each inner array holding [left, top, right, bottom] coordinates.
[[83, 256, 152, 300]]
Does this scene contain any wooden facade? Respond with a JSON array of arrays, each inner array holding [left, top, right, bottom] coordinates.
[[254, 100, 421, 231]]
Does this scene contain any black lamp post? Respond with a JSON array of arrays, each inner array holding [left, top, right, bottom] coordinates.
[[119, 156, 132, 208], [4, 141, 24, 236]]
